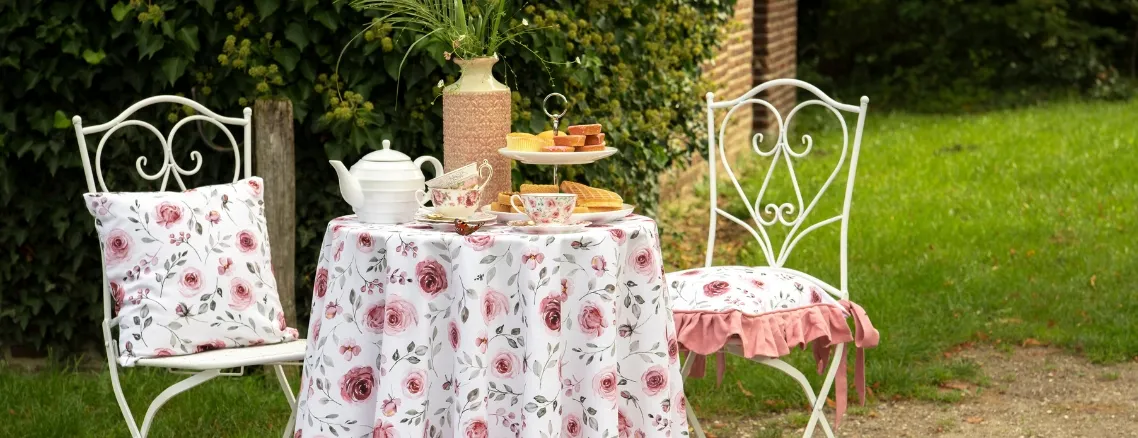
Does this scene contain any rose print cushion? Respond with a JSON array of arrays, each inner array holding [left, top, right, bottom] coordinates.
[[84, 177, 298, 366], [667, 266, 844, 316]]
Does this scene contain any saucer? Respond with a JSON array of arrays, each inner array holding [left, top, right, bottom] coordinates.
[[507, 220, 592, 234], [415, 210, 496, 224], [481, 204, 635, 225]]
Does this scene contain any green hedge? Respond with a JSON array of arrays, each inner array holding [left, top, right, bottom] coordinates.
[[798, 0, 1138, 110], [0, 0, 736, 352]]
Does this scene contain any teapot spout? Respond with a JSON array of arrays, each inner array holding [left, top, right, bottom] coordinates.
[[330, 160, 364, 209]]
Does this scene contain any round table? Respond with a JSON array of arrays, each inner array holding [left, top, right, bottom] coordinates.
[[294, 215, 689, 438]]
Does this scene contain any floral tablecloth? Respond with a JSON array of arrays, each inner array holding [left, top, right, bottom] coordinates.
[[295, 215, 688, 438]]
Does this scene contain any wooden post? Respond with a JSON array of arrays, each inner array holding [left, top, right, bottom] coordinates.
[[253, 99, 297, 326]]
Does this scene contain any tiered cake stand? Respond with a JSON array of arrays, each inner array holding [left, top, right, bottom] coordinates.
[[496, 93, 618, 186]]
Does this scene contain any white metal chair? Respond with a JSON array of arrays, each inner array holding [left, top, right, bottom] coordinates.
[[73, 95, 304, 438], [670, 79, 877, 438]]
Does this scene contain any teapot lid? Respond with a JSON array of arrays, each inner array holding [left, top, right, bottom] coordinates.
[[360, 140, 410, 163]]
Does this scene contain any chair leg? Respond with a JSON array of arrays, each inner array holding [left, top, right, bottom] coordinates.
[[138, 369, 222, 437], [800, 343, 844, 438], [105, 339, 143, 438], [679, 353, 708, 438], [727, 343, 839, 438], [273, 364, 298, 438]]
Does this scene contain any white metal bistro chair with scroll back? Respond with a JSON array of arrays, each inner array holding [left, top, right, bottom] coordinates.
[[667, 79, 880, 438], [73, 95, 304, 438]]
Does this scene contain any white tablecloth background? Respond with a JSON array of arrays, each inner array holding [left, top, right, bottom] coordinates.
[[295, 215, 688, 438]]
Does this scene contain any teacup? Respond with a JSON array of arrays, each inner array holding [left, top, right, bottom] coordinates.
[[426, 160, 493, 190], [417, 187, 484, 219], [510, 193, 577, 225]]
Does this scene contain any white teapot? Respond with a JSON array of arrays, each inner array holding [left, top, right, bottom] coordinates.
[[330, 139, 444, 224]]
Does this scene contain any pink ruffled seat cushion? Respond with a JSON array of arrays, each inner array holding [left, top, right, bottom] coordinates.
[[668, 266, 845, 317], [666, 266, 880, 427]]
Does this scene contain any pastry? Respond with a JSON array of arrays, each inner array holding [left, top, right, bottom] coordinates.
[[491, 202, 519, 213], [506, 133, 545, 152], [537, 130, 565, 142], [497, 191, 517, 205], [553, 135, 585, 147], [560, 181, 623, 209], [584, 133, 605, 146], [520, 184, 558, 194], [567, 124, 602, 136], [572, 206, 590, 214], [576, 144, 606, 152], [541, 145, 575, 152]]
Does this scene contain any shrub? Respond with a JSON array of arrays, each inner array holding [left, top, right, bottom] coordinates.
[[798, 0, 1138, 110], [0, 0, 735, 352]]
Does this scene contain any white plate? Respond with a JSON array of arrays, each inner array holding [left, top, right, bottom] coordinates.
[[498, 147, 618, 165], [507, 220, 592, 234], [415, 210, 497, 224], [481, 204, 635, 225]]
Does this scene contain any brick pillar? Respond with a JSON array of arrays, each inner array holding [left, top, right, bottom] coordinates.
[[703, 0, 755, 152], [753, 0, 797, 131]]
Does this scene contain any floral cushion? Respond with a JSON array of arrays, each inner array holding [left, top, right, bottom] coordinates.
[[84, 177, 298, 366], [667, 266, 844, 316]]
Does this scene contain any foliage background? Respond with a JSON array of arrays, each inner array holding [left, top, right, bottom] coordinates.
[[797, 0, 1138, 110], [0, 0, 737, 352]]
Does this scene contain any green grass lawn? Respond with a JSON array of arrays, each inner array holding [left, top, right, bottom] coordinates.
[[2, 99, 1136, 436], [0, 362, 300, 437], [679, 97, 1138, 416]]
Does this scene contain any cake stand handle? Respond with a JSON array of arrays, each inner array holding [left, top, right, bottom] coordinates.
[[552, 164, 560, 187]]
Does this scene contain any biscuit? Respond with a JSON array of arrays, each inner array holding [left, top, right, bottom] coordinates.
[[567, 124, 602, 136], [553, 135, 585, 147], [576, 144, 606, 152], [520, 184, 558, 194], [584, 133, 605, 146], [541, 145, 576, 152]]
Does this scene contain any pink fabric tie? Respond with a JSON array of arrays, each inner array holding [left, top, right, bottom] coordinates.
[[827, 300, 880, 427]]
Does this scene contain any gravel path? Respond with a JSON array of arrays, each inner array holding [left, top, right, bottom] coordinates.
[[698, 346, 1138, 437]]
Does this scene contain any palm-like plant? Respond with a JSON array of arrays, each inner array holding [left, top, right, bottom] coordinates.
[[348, 0, 540, 60]]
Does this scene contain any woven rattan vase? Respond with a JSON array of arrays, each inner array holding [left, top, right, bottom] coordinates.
[[442, 55, 512, 199]]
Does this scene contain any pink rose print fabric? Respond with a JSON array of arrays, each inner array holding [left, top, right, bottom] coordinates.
[[667, 266, 844, 315], [295, 215, 687, 438], [83, 177, 298, 366]]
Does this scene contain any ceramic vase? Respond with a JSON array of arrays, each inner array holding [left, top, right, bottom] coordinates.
[[442, 55, 512, 199]]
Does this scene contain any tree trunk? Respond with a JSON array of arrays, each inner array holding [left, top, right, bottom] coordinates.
[[253, 99, 297, 327]]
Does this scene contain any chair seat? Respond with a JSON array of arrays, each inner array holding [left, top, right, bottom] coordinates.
[[667, 266, 843, 316], [136, 339, 306, 370]]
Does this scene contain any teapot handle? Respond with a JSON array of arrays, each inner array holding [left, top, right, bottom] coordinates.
[[414, 156, 444, 179]]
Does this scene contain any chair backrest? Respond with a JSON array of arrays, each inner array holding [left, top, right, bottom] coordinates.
[[73, 95, 252, 337], [73, 95, 253, 193], [704, 79, 869, 298]]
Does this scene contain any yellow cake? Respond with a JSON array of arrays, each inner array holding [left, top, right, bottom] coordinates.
[[537, 130, 565, 142], [506, 133, 545, 152]]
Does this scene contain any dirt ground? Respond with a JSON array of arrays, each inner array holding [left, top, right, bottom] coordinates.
[[700, 346, 1138, 437]]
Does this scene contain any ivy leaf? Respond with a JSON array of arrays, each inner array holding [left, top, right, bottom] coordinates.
[[137, 33, 164, 60], [160, 58, 186, 86], [313, 10, 339, 31], [285, 23, 308, 51], [111, 2, 131, 21], [81, 49, 106, 65], [196, 0, 215, 14], [273, 48, 301, 73], [53, 111, 71, 129], [177, 26, 200, 52], [255, 0, 280, 20]]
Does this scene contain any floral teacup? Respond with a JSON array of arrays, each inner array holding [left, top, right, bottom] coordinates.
[[509, 193, 577, 225], [418, 187, 483, 218], [426, 160, 493, 190]]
